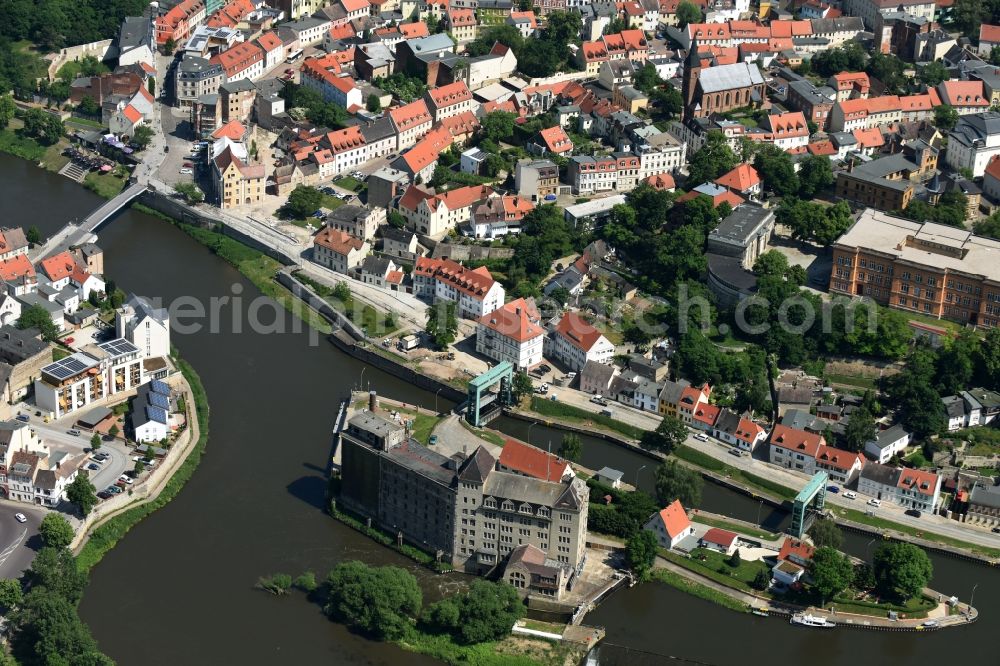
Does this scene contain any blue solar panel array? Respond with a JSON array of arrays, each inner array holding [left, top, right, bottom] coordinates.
[[149, 392, 170, 410], [145, 405, 168, 424], [150, 379, 170, 395]]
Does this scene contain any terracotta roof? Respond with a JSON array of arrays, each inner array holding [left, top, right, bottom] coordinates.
[[693, 403, 720, 427], [498, 439, 569, 482], [807, 140, 836, 156], [763, 111, 809, 136], [324, 126, 366, 153], [986, 155, 1000, 183], [896, 468, 939, 494], [714, 163, 760, 192], [769, 424, 824, 457], [830, 71, 869, 92], [981, 24, 1000, 43], [701, 527, 738, 548], [815, 445, 864, 471], [734, 417, 766, 445], [447, 8, 477, 26], [341, 0, 370, 12], [555, 312, 607, 353], [646, 172, 676, 190], [852, 126, 884, 148], [389, 99, 432, 132], [508, 10, 537, 28], [0, 254, 34, 281], [440, 111, 480, 138], [413, 256, 497, 300], [778, 538, 814, 563], [428, 81, 472, 108], [328, 22, 356, 40], [399, 185, 435, 212], [400, 125, 453, 174], [121, 104, 142, 124], [39, 251, 79, 282], [209, 41, 263, 78], [386, 270, 404, 284], [938, 80, 989, 107], [657, 499, 692, 539], [478, 297, 544, 343], [433, 184, 492, 212], [538, 126, 573, 154], [255, 30, 283, 52], [314, 228, 365, 255], [399, 21, 429, 38], [211, 119, 246, 141]]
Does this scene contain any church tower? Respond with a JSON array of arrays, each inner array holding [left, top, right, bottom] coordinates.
[[683, 39, 703, 120]]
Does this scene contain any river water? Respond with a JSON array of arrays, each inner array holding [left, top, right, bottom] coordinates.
[[3, 153, 997, 664]]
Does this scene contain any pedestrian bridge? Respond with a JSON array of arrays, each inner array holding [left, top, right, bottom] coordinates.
[[82, 181, 147, 232]]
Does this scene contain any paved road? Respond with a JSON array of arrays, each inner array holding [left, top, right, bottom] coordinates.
[[0, 504, 44, 580]]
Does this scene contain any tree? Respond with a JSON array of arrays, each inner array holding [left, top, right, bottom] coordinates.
[[164, 37, 176, 54], [807, 518, 843, 550], [676, 0, 702, 27], [425, 300, 458, 349], [451, 580, 525, 644], [776, 198, 853, 246], [325, 561, 422, 640], [147, 77, 155, 96], [753, 146, 799, 196], [77, 95, 99, 117], [90, 433, 102, 450], [797, 154, 834, 198], [974, 211, 1000, 240], [282, 185, 323, 219], [0, 579, 22, 610], [843, 405, 876, 452], [626, 530, 658, 580], [853, 563, 876, 591], [132, 124, 154, 149], [66, 474, 98, 516], [917, 60, 950, 86], [108, 424, 119, 438], [423, 597, 461, 634], [632, 64, 661, 94], [728, 548, 742, 568], [39, 514, 74, 549], [480, 110, 516, 144], [8, 588, 108, 666], [559, 433, 582, 462], [753, 568, 771, 591], [23, 546, 87, 605], [26, 225, 42, 245], [882, 347, 946, 438], [686, 130, 738, 186], [366, 93, 381, 113], [512, 371, 534, 400], [21, 108, 63, 145], [873, 542, 933, 599], [810, 546, 854, 602], [17, 304, 58, 341], [387, 210, 407, 229], [654, 460, 703, 507], [0, 93, 16, 129], [866, 52, 907, 94], [951, 0, 987, 38], [640, 415, 688, 454], [933, 104, 959, 130], [174, 182, 204, 204]]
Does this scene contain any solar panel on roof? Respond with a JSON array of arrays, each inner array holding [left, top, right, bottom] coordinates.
[[145, 405, 168, 424], [44, 355, 94, 380], [100, 338, 140, 357], [150, 379, 170, 395], [149, 392, 169, 410]]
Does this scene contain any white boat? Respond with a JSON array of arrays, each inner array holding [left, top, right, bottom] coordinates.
[[790, 613, 835, 628]]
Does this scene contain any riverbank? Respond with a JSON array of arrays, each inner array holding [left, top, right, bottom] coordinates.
[[75, 356, 209, 572]]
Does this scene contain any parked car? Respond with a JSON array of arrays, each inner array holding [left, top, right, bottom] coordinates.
[[97, 491, 112, 500], [827, 485, 839, 493], [992, 527, 1000, 534], [86, 463, 100, 471], [727, 448, 743, 457], [118, 475, 134, 485], [179, 168, 193, 175], [867, 498, 881, 507], [694, 433, 709, 442], [905, 509, 922, 518], [64, 337, 74, 344], [15, 414, 28, 423], [842, 491, 857, 500], [14, 513, 26, 523]]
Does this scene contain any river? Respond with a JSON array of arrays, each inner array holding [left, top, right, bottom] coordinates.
[[2, 153, 997, 664]]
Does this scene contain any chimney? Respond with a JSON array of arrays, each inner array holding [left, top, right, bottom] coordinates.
[[369, 390, 377, 412]]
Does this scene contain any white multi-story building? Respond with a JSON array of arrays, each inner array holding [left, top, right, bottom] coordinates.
[[843, 0, 934, 29], [768, 425, 823, 474], [412, 257, 505, 319], [424, 81, 475, 122], [476, 298, 545, 371], [546, 312, 615, 372], [116, 294, 171, 360], [947, 112, 1000, 178], [312, 228, 369, 274], [282, 17, 332, 46], [858, 464, 941, 512], [389, 99, 433, 150], [34, 339, 144, 419], [864, 424, 910, 464], [398, 184, 492, 237]]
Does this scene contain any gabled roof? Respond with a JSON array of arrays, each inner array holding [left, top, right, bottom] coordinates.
[[428, 81, 472, 108], [538, 126, 573, 154], [701, 527, 738, 548], [0, 255, 34, 282], [399, 21, 430, 38], [498, 439, 570, 482], [314, 228, 365, 255], [478, 297, 543, 343], [121, 104, 142, 123], [896, 468, 939, 494], [389, 99, 432, 131], [656, 499, 692, 539], [555, 312, 608, 353], [778, 538, 814, 563], [399, 126, 453, 174], [714, 163, 760, 192], [769, 424, 823, 456], [211, 119, 246, 141], [981, 24, 1000, 44], [815, 445, 863, 472], [938, 80, 989, 107], [39, 251, 79, 282]]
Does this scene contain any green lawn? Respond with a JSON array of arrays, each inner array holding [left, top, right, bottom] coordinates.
[[460, 420, 507, 447], [824, 373, 877, 390], [662, 548, 767, 593], [84, 171, 127, 199], [672, 445, 799, 501], [321, 193, 346, 210], [690, 515, 780, 541], [67, 116, 105, 130], [333, 176, 364, 192], [292, 271, 397, 337], [528, 397, 647, 440], [649, 568, 750, 613]]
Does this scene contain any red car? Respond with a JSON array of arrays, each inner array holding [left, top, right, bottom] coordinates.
[[64, 337, 74, 344], [183, 161, 194, 168]]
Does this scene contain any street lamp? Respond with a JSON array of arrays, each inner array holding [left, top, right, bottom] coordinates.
[[527, 421, 538, 445], [635, 465, 647, 489], [359, 366, 366, 395], [865, 537, 877, 563], [435, 387, 443, 415], [756, 499, 764, 525], [971, 582, 979, 611]]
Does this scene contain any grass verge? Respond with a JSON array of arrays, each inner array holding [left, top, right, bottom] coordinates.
[[399, 628, 580, 666], [673, 445, 798, 501], [83, 170, 127, 199], [527, 397, 646, 440], [831, 505, 1000, 559], [292, 270, 397, 336], [690, 515, 781, 541], [172, 222, 332, 335], [77, 357, 208, 573], [649, 567, 749, 613]]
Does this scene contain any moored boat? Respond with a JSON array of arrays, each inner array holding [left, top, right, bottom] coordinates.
[[790, 613, 835, 628]]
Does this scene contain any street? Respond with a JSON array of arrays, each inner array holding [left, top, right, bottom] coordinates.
[[0, 504, 44, 581]]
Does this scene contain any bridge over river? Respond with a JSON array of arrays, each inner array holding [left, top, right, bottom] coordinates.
[[31, 181, 146, 260]]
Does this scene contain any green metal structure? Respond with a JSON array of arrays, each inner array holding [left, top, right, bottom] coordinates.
[[790, 471, 829, 539], [466, 362, 514, 427]]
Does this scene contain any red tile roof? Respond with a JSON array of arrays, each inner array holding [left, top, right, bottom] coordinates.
[[657, 499, 692, 539], [896, 468, 939, 494], [440, 111, 480, 138], [714, 163, 760, 192], [211, 119, 246, 141], [981, 24, 1000, 43], [498, 439, 569, 482], [986, 155, 1000, 183], [323, 126, 366, 153], [447, 8, 477, 26], [389, 99, 432, 132], [769, 424, 824, 457], [121, 104, 142, 124], [815, 445, 864, 472], [555, 312, 607, 352], [428, 81, 472, 109], [400, 125, 453, 174], [806, 140, 836, 156], [852, 126, 884, 149], [693, 403, 720, 428], [646, 172, 676, 190], [414, 256, 498, 300], [830, 71, 870, 92], [39, 251, 79, 282], [399, 21, 430, 38], [209, 41, 263, 78], [255, 30, 283, 52], [778, 538, 815, 563], [341, 0, 370, 12], [478, 297, 543, 343], [314, 228, 365, 255], [0, 255, 34, 282], [701, 528, 738, 549], [538, 126, 573, 154], [938, 80, 989, 107]]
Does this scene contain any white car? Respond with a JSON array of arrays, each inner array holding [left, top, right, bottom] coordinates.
[[14, 513, 26, 523], [118, 475, 134, 485], [866, 498, 881, 507], [694, 433, 709, 442], [179, 168, 193, 175], [843, 491, 857, 500]]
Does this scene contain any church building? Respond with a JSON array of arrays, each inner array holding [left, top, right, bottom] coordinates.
[[682, 40, 767, 120]]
